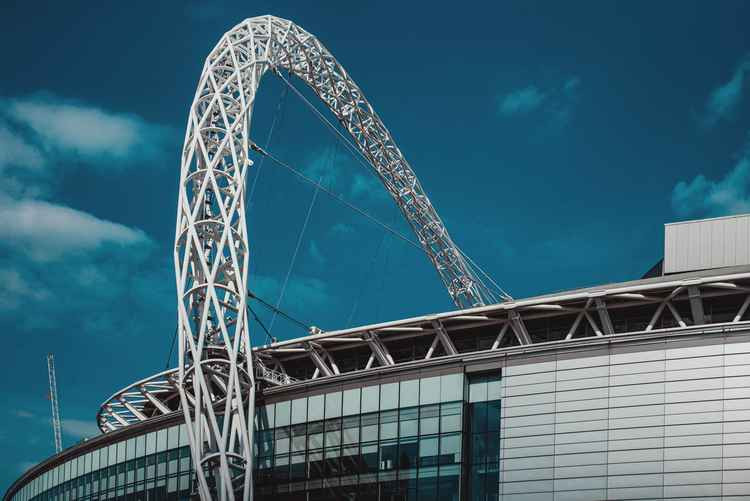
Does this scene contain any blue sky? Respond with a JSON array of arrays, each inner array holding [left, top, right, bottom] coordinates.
[[1, 0, 749, 488]]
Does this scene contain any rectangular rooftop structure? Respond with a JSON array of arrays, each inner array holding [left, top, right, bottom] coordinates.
[[664, 213, 750, 274]]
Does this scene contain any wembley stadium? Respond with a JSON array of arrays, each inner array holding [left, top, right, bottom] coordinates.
[[5, 14, 750, 501]]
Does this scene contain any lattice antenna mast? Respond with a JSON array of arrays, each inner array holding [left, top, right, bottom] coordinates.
[[46, 353, 62, 454], [176, 15, 506, 501]]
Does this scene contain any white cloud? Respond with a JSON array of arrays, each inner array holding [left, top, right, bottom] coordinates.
[[309, 240, 326, 266], [0, 124, 45, 171], [0, 268, 51, 311], [331, 222, 354, 236], [251, 274, 334, 311], [703, 54, 750, 128], [11, 409, 35, 419], [672, 151, 750, 217], [61, 419, 100, 440], [0, 198, 150, 262], [499, 86, 546, 116], [3, 94, 171, 163], [497, 77, 581, 131]]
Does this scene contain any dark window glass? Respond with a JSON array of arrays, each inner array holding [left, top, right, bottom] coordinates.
[[398, 437, 419, 470], [379, 439, 398, 470]]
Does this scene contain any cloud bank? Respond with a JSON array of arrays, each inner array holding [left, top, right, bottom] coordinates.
[[497, 76, 581, 130], [702, 54, 750, 128], [672, 147, 750, 217]]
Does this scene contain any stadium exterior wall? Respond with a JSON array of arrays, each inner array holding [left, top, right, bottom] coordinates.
[[5, 325, 750, 501]]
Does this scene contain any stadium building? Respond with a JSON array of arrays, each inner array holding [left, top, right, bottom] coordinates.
[[5, 15, 750, 501], [5, 213, 750, 500]]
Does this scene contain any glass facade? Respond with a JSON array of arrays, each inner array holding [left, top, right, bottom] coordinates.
[[9, 424, 193, 501], [7, 334, 750, 501], [253, 373, 470, 501]]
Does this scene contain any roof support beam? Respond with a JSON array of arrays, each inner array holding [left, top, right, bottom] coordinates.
[[119, 398, 147, 421], [432, 321, 458, 356], [734, 294, 750, 322], [666, 301, 687, 328], [509, 311, 532, 345], [491, 323, 510, 349], [687, 285, 705, 325], [646, 302, 667, 331], [595, 298, 614, 335], [365, 331, 395, 366], [140, 387, 171, 414], [306, 342, 334, 377]]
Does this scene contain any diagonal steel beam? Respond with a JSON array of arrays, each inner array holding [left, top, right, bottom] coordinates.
[[509, 311, 532, 345]]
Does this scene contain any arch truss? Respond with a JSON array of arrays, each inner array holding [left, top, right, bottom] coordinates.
[[175, 15, 504, 501]]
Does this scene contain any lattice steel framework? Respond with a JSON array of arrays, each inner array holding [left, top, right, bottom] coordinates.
[[176, 14, 504, 501], [46, 353, 62, 454]]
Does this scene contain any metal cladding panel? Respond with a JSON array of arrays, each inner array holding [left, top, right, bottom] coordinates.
[[664, 214, 750, 274]]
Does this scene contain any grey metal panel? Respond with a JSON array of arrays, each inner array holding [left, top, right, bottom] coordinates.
[[664, 213, 750, 273]]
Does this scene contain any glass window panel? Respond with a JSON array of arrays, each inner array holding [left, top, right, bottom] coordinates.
[[399, 407, 419, 437], [276, 400, 291, 427], [440, 433, 462, 465], [325, 391, 342, 419], [400, 379, 419, 408], [440, 373, 463, 402], [380, 439, 398, 470], [120, 438, 133, 461], [145, 431, 156, 455], [380, 382, 399, 410], [291, 397, 307, 425], [116, 439, 126, 462], [342, 416, 360, 445], [380, 410, 398, 440], [361, 413, 379, 442], [307, 421, 324, 450], [274, 454, 290, 483], [275, 426, 291, 454], [258, 403, 275, 430], [107, 444, 117, 467], [307, 394, 323, 421], [419, 436, 439, 467], [441, 402, 463, 434], [469, 380, 487, 403], [308, 451, 324, 479], [471, 402, 488, 432], [342, 388, 360, 416], [290, 452, 306, 482], [361, 442, 379, 473], [487, 375, 502, 401], [361, 385, 379, 413], [325, 418, 342, 448], [291, 424, 307, 452], [420, 376, 441, 405], [398, 437, 419, 470], [168, 425, 179, 449], [420, 405, 440, 435], [156, 429, 168, 452], [487, 400, 501, 432]]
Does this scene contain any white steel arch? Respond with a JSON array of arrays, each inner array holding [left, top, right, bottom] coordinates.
[[175, 15, 502, 500]]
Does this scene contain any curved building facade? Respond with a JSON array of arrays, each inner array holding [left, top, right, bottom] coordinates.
[[6, 219, 750, 500]]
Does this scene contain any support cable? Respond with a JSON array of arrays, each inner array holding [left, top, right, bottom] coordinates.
[[269, 178, 321, 333], [164, 325, 178, 371], [252, 143, 423, 253], [346, 226, 389, 327], [247, 303, 274, 344], [252, 143, 510, 301], [272, 68, 373, 174], [272, 68, 511, 301], [248, 84, 289, 205], [247, 289, 312, 332]]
